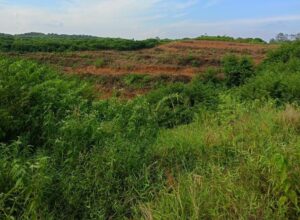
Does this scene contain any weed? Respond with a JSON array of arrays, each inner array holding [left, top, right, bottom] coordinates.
[[94, 58, 106, 68]]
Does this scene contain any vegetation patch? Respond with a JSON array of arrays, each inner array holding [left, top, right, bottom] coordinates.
[[1, 39, 300, 219]]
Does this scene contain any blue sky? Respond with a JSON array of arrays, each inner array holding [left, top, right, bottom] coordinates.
[[0, 0, 299, 40]]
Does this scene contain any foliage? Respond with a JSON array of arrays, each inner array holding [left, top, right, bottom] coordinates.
[[177, 54, 202, 67], [195, 35, 266, 44], [93, 58, 107, 68], [0, 57, 161, 219], [270, 33, 300, 43], [0, 58, 93, 145], [135, 101, 300, 219], [240, 40, 300, 104], [0, 33, 162, 52], [1, 40, 300, 219], [264, 40, 300, 63], [222, 54, 255, 87], [122, 74, 152, 88], [146, 82, 219, 128], [194, 67, 225, 85]]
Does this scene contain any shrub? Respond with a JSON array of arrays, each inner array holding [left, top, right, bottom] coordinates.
[[0, 58, 93, 146], [222, 54, 255, 87], [0, 57, 162, 219], [238, 39, 300, 104], [240, 70, 300, 104], [147, 82, 219, 128], [265, 40, 300, 64], [178, 54, 201, 67], [194, 67, 225, 85], [122, 74, 151, 88], [93, 58, 106, 68]]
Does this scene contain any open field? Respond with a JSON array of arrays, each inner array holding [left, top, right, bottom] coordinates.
[[4, 40, 276, 98], [10, 40, 274, 77]]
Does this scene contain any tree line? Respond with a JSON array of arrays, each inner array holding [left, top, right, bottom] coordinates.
[[270, 33, 300, 43], [0, 32, 163, 52]]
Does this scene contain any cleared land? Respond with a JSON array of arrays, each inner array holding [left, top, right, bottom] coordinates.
[[15, 40, 274, 75], [6, 40, 276, 98]]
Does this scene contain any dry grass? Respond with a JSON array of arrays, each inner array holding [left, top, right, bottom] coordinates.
[[3, 40, 274, 100], [139, 204, 154, 220], [9, 40, 274, 78], [279, 104, 300, 130]]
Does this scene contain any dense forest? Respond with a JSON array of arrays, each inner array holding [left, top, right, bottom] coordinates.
[[1, 40, 300, 219]]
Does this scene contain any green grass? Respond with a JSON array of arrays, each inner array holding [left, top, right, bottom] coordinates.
[[135, 99, 300, 219], [93, 58, 107, 68], [1, 40, 300, 219]]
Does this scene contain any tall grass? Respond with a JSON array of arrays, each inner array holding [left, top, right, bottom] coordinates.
[[1, 40, 300, 219], [135, 99, 300, 219]]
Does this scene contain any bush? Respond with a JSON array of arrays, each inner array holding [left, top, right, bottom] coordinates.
[[194, 67, 225, 85], [222, 54, 255, 87], [240, 70, 300, 104], [265, 40, 300, 64], [93, 58, 107, 68], [0, 58, 93, 146], [0, 57, 162, 219], [178, 55, 201, 67], [147, 82, 219, 128], [240, 42, 300, 104], [122, 74, 152, 88]]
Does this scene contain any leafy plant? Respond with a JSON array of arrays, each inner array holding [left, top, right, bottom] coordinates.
[[222, 54, 255, 87]]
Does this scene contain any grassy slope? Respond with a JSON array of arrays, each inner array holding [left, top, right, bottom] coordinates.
[[137, 99, 300, 219], [1, 41, 300, 219]]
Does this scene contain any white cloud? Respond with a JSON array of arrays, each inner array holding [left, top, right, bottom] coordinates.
[[167, 15, 300, 28], [160, 15, 300, 39], [0, 0, 299, 40], [0, 0, 166, 38]]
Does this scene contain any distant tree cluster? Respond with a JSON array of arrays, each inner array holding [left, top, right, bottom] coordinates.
[[195, 35, 266, 44], [0, 32, 164, 52], [270, 33, 300, 43]]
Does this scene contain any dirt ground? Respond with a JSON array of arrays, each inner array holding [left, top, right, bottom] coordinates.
[[15, 40, 275, 77], [7, 40, 276, 98]]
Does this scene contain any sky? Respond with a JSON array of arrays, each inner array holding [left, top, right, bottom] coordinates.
[[0, 0, 299, 40]]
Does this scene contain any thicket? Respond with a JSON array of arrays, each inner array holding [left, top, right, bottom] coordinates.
[[146, 81, 219, 128], [0, 57, 161, 219], [1, 40, 300, 219], [222, 55, 255, 87], [240, 40, 300, 104]]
